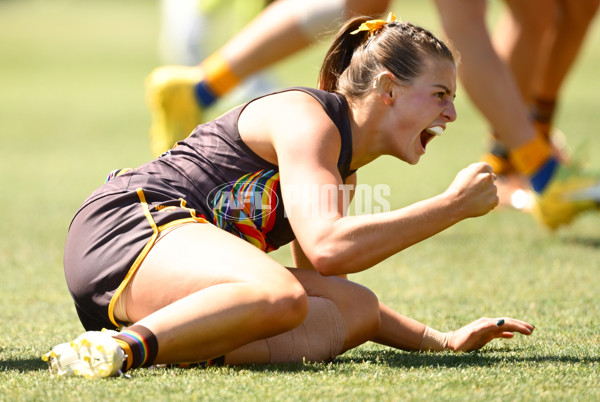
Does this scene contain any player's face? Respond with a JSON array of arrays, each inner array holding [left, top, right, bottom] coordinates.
[[384, 58, 457, 165]]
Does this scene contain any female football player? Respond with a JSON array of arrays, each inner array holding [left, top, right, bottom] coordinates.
[[44, 14, 533, 378]]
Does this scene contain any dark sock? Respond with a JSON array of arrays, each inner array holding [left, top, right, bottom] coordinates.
[[531, 97, 557, 126], [113, 325, 159, 372]]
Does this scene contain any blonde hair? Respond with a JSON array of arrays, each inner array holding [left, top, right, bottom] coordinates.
[[318, 16, 455, 98]]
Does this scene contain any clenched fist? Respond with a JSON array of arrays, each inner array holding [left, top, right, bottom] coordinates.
[[444, 162, 499, 219]]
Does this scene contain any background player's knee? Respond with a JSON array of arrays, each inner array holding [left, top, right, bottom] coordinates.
[[288, 0, 346, 39]]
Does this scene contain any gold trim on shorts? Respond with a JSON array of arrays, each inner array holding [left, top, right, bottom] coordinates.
[[107, 188, 208, 328]]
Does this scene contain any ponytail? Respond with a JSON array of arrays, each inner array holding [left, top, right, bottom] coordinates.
[[318, 17, 371, 92]]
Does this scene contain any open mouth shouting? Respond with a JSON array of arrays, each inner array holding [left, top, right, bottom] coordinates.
[[420, 126, 444, 150]]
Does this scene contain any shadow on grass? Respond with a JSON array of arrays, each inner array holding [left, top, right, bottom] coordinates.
[[335, 348, 600, 369], [0, 357, 48, 373], [240, 348, 600, 374], [3, 349, 598, 376]]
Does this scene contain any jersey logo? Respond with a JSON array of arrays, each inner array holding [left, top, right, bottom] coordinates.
[[208, 170, 280, 251]]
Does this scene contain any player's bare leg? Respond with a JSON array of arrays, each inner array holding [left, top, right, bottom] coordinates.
[[123, 223, 308, 364]]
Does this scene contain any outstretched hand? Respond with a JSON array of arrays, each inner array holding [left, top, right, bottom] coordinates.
[[448, 317, 535, 352]]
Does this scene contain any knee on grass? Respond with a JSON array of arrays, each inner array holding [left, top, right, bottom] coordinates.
[[339, 282, 381, 349]]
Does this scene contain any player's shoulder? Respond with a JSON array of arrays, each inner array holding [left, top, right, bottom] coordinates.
[[266, 89, 338, 128]]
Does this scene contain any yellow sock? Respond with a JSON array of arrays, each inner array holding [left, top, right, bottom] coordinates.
[[509, 133, 553, 176], [481, 151, 514, 175], [194, 52, 241, 106]]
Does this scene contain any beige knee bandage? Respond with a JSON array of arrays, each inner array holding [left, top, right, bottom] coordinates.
[[265, 297, 346, 363]]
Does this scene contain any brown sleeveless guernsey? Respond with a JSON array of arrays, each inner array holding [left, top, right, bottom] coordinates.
[[64, 87, 355, 330]]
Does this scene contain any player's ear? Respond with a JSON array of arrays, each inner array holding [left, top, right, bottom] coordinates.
[[373, 71, 395, 105]]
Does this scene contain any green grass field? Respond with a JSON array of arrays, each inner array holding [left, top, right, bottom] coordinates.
[[1, 0, 599, 400]]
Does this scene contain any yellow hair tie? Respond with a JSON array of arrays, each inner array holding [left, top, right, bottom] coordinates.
[[351, 12, 397, 35]]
